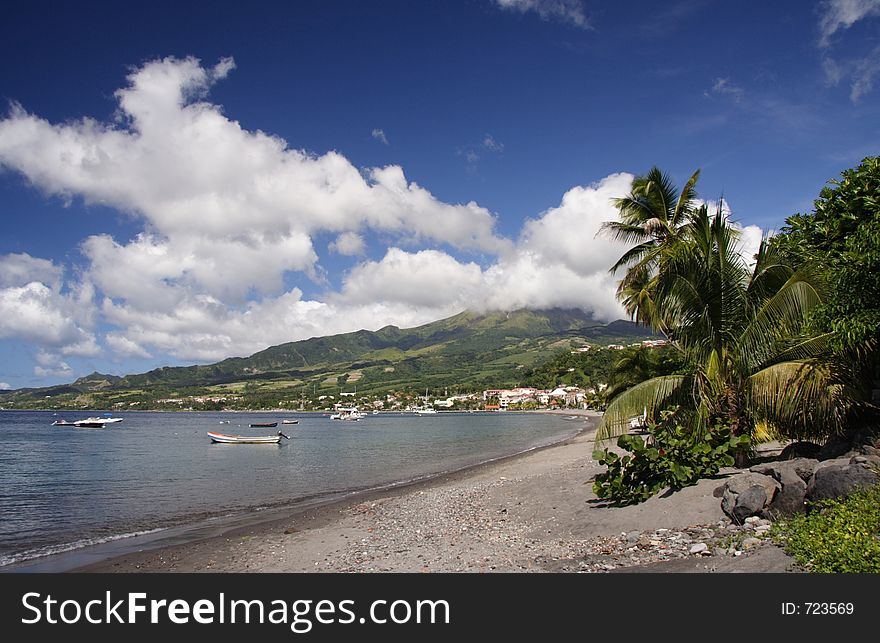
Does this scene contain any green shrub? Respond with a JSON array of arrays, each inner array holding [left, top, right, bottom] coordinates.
[[592, 409, 750, 506], [771, 484, 880, 573]]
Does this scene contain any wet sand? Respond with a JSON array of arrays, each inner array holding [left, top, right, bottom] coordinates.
[[77, 410, 796, 573]]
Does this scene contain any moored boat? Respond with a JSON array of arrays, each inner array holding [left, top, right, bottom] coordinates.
[[207, 430, 289, 444], [330, 407, 364, 420], [249, 422, 278, 427], [54, 416, 124, 428], [281, 419, 299, 424]]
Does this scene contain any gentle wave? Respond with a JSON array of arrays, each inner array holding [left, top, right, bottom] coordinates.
[[0, 528, 165, 568]]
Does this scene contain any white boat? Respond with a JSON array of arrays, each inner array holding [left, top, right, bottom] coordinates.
[[55, 416, 124, 428], [412, 388, 437, 414], [330, 407, 365, 421], [207, 430, 289, 444]]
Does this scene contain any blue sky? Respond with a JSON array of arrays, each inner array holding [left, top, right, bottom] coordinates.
[[1, 0, 879, 389]]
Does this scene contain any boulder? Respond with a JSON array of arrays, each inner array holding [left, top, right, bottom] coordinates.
[[851, 454, 880, 467], [778, 441, 821, 460], [720, 473, 781, 523], [806, 464, 880, 503], [817, 435, 855, 461], [750, 458, 818, 483], [766, 468, 807, 517]]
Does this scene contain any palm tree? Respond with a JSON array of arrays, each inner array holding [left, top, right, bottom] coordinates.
[[597, 204, 846, 448], [600, 167, 701, 332]]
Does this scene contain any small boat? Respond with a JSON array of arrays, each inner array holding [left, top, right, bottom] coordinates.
[[55, 416, 124, 428], [208, 430, 289, 444], [281, 419, 299, 425], [330, 407, 364, 421], [249, 422, 278, 427]]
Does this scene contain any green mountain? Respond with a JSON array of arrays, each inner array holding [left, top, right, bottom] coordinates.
[[1, 308, 657, 409]]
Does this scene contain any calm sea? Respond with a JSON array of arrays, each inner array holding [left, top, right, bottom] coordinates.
[[0, 410, 585, 570]]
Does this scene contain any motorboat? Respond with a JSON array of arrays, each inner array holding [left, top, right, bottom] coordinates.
[[330, 407, 365, 421]]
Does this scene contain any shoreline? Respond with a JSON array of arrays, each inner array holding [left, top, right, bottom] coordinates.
[[5, 410, 589, 573], [71, 409, 796, 573]]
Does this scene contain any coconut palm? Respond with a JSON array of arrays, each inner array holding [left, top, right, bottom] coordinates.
[[600, 167, 701, 331], [597, 204, 846, 447]]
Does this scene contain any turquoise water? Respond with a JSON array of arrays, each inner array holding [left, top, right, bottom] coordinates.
[[0, 410, 584, 569]]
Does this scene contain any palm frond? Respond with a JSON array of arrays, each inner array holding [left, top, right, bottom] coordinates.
[[596, 375, 689, 445], [747, 361, 847, 441], [738, 276, 823, 370]]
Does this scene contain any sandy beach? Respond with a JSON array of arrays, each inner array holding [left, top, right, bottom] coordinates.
[[78, 411, 796, 573]]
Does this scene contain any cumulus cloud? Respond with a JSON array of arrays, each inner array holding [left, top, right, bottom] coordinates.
[[328, 231, 366, 256], [0, 56, 766, 380], [0, 382, 11, 390], [0, 56, 511, 308], [493, 0, 589, 28], [371, 128, 389, 145], [0, 253, 99, 361], [34, 350, 74, 378], [0, 253, 63, 289], [337, 248, 484, 309]]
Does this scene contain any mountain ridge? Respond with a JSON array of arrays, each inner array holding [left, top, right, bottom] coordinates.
[[1, 308, 657, 407]]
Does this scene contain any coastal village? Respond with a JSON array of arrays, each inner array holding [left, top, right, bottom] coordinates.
[[139, 338, 671, 414]]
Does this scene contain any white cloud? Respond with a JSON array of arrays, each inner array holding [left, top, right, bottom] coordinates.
[[34, 350, 74, 378], [328, 231, 366, 256], [0, 276, 98, 356], [105, 333, 152, 359], [0, 56, 512, 310], [0, 382, 11, 390], [0, 56, 770, 379], [493, 0, 589, 28], [338, 248, 484, 309], [0, 253, 63, 289], [818, 0, 880, 47], [371, 128, 389, 145]]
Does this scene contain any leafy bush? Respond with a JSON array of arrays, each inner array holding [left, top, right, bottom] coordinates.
[[592, 410, 750, 506], [771, 483, 880, 573]]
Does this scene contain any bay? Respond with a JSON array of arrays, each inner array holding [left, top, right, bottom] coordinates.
[[0, 409, 583, 569]]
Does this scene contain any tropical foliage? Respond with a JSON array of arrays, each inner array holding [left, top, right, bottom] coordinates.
[[771, 483, 880, 573], [593, 408, 750, 505], [604, 345, 688, 401], [772, 156, 880, 387], [601, 167, 700, 332], [598, 177, 843, 447]]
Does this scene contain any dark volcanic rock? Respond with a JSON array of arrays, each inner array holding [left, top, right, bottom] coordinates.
[[720, 473, 780, 523], [806, 464, 879, 503], [817, 435, 855, 461], [779, 442, 821, 460], [750, 458, 818, 483], [767, 468, 807, 517]]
